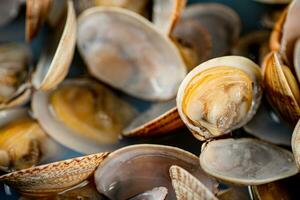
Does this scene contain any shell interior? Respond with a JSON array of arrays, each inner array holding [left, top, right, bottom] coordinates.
[[200, 138, 298, 185], [32, 0, 76, 91], [31, 79, 137, 154], [280, 0, 300, 65], [180, 3, 240, 59], [169, 165, 218, 200], [94, 144, 218, 200], [128, 187, 168, 200], [77, 7, 186, 100], [152, 0, 186, 35]]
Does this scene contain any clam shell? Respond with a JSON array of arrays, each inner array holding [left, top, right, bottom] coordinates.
[[200, 138, 298, 185], [0, 43, 32, 110], [123, 100, 184, 137], [32, 78, 137, 154], [294, 38, 300, 83], [129, 187, 168, 200], [77, 7, 186, 101], [32, 0, 76, 91], [263, 51, 300, 126], [25, 0, 52, 41], [177, 56, 262, 140], [152, 0, 186, 35], [95, 144, 218, 200], [0, 152, 109, 196], [178, 3, 240, 59], [269, 8, 287, 52], [280, 0, 300, 65], [292, 118, 300, 168], [169, 165, 218, 200]]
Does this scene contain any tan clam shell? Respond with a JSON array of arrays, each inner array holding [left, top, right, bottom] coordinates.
[[25, 0, 52, 41], [0, 43, 32, 110], [177, 56, 262, 140], [32, 0, 76, 91], [169, 165, 218, 200], [0, 152, 109, 196], [200, 138, 298, 185], [263, 51, 300, 125], [269, 8, 287, 52], [280, 0, 300, 65], [292, 118, 300, 169], [152, 0, 186, 36], [77, 7, 186, 101], [294, 38, 300, 83], [123, 106, 184, 138]]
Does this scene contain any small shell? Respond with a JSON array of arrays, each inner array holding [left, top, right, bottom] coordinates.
[[0, 152, 109, 196], [169, 165, 218, 200], [32, 0, 76, 91], [129, 187, 168, 200], [263, 51, 300, 126], [77, 7, 186, 100], [294, 38, 300, 83], [152, 0, 186, 35], [177, 56, 262, 140], [292, 118, 300, 169], [280, 0, 300, 65], [0, 43, 32, 110], [123, 100, 184, 137], [25, 0, 52, 41], [269, 8, 287, 52], [200, 138, 298, 185]]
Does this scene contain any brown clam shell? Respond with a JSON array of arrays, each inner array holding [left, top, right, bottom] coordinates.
[[26, 0, 52, 41], [123, 107, 184, 138], [0, 152, 109, 197]]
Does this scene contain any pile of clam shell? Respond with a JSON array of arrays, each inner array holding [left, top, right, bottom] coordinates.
[[0, 0, 299, 199]]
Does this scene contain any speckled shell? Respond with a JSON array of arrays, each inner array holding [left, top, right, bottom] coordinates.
[[0, 152, 109, 196]]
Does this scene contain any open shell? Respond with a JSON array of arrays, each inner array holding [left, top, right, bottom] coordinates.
[[123, 100, 184, 137], [177, 56, 262, 140], [200, 138, 298, 185], [77, 7, 186, 101], [0, 152, 109, 197], [263, 51, 300, 125], [175, 3, 241, 61], [32, 78, 137, 154], [152, 0, 186, 36], [129, 187, 168, 200], [169, 165, 218, 200], [32, 0, 76, 91], [26, 0, 52, 41], [292, 118, 300, 169], [94, 144, 218, 200], [0, 43, 32, 110]]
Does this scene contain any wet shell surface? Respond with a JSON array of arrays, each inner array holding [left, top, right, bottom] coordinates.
[[32, 0, 76, 91], [0, 152, 109, 196], [200, 138, 298, 185], [169, 165, 218, 200], [128, 187, 168, 200], [177, 56, 262, 140], [123, 100, 184, 137], [0, 43, 32, 110], [25, 0, 52, 41], [94, 144, 218, 200], [32, 79, 137, 154], [263, 51, 300, 125], [77, 7, 186, 100]]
